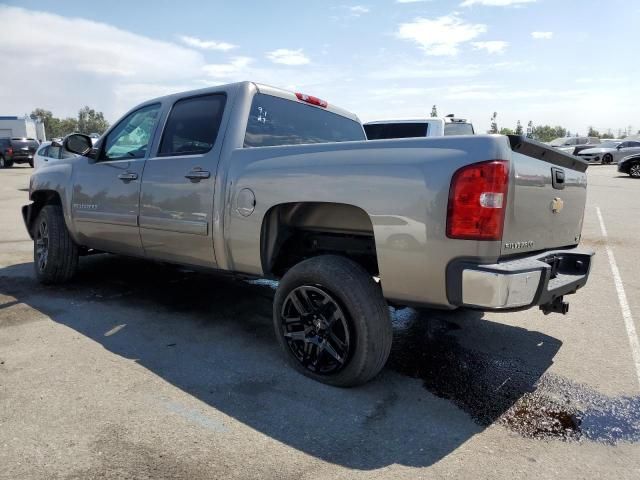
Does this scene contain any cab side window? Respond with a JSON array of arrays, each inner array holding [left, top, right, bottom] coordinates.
[[158, 94, 226, 157], [48, 146, 61, 159], [102, 104, 161, 161]]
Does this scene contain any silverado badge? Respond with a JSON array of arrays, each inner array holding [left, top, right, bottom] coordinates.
[[551, 197, 564, 214]]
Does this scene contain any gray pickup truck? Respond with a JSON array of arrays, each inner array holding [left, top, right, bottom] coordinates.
[[22, 81, 593, 387]]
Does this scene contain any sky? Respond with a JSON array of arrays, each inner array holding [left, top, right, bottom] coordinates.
[[0, 0, 638, 135]]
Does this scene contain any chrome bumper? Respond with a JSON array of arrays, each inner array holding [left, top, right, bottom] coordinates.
[[448, 248, 594, 311]]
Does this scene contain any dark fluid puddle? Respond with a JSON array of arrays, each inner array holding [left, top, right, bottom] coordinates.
[[388, 307, 640, 444]]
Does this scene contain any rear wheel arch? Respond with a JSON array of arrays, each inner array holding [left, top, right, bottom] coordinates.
[[260, 202, 379, 278]]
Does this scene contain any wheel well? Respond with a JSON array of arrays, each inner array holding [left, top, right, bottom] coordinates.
[[261, 202, 378, 278], [28, 190, 62, 231]]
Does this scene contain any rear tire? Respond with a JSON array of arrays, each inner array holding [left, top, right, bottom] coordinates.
[[630, 163, 640, 179], [29, 160, 34, 168], [0, 156, 12, 168], [273, 255, 392, 387], [602, 153, 613, 165], [33, 205, 79, 284]]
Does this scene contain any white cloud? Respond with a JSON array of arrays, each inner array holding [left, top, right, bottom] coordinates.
[[396, 15, 487, 56], [461, 0, 536, 6], [347, 5, 370, 14], [178, 35, 237, 51], [0, 5, 206, 119], [266, 49, 311, 66], [202, 57, 253, 78], [472, 40, 509, 54], [531, 31, 553, 39]]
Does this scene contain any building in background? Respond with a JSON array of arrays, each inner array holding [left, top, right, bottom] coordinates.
[[0, 116, 46, 141]]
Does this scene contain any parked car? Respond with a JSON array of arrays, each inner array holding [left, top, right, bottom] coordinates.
[[364, 115, 474, 140], [33, 141, 76, 171], [548, 136, 600, 155], [617, 154, 640, 178], [23, 81, 593, 387], [579, 140, 640, 164], [0, 137, 39, 168]]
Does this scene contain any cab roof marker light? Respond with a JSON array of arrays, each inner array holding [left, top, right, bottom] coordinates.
[[295, 92, 328, 108]]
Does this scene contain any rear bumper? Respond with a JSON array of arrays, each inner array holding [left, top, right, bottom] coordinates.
[[447, 247, 594, 311], [11, 153, 34, 163]]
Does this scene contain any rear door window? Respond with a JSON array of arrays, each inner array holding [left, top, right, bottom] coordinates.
[[364, 123, 428, 140], [159, 94, 226, 157], [244, 94, 365, 148], [48, 146, 61, 159]]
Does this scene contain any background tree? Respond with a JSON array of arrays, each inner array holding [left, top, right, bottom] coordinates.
[[499, 127, 514, 135], [532, 125, 567, 142], [489, 112, 498, 134], [77, 106, 109, 135], [31, 106, 109, 138], [430, 105, 438, 118], [588, 126, 600, 138], [515, 120, 523, 135]]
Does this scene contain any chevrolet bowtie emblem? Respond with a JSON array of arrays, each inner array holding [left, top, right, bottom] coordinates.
[[551, 197, 564, 214]]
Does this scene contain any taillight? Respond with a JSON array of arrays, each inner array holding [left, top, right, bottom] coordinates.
[[7, 147, 13, 155], [446, 160, 509, 240], [295, 92, 328, 108]]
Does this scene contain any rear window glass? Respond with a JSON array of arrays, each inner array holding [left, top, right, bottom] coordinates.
[[244, 94, 365, 148], [364, 123, 428, 140], [444, 123, 474, 136], [11, 139, 39, 148], [159, 94, 226, 157]]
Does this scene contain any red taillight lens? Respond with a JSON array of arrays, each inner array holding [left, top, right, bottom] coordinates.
[[7, 147, 13, 155], [446, 160, 509, 240], [295, 92, 328, 108]]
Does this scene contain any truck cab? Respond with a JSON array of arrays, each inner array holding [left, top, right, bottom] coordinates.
[[363, 116, 474, 140]]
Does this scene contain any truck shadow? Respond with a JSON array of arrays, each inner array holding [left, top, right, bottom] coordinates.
[[0, 255, 562, 470]]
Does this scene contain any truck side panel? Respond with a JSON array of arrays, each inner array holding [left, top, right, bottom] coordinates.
[[221, 135, 514, 307]]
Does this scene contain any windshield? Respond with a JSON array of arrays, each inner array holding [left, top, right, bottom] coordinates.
[[598, 141, 621, 149], [550, 137, 572, 146]]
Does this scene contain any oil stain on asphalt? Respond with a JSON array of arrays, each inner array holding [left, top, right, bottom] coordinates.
[[388, 307, 640, 444]]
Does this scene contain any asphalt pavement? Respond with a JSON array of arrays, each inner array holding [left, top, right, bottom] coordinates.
[[1, 164, 639, 479]]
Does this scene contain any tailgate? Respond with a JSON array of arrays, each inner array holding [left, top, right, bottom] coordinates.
[[501, 136, 588, 256]]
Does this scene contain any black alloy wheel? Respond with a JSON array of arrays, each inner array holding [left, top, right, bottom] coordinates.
[[280, 285, 352, 375], [35, 218, 49, 273]]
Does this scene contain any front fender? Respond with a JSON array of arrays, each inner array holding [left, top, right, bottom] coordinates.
[[27, 163, 78, 242]]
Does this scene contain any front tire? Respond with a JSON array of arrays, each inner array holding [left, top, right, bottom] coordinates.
[[630, 163, 640, 179], [602, 153, 613, 165], [273, 255, 392, 387], [33, 205, 79, 284]]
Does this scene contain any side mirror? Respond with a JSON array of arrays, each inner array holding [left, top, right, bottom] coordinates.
[[616, 145, 623, 150], [63, 134, 94, 156]]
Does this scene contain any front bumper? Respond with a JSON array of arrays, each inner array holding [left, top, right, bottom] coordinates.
[[447, 247, 594, 311]]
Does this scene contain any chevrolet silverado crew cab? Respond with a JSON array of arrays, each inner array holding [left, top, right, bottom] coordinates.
[[364, 115, 474, 140], [23, 81, 593, 387]]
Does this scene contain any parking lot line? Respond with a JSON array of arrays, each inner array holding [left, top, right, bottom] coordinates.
[[596, 206, 640, 388]]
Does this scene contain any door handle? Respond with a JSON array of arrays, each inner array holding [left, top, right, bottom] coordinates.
[[118, 172, 138, 181], [185, 169, 211, 181]]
